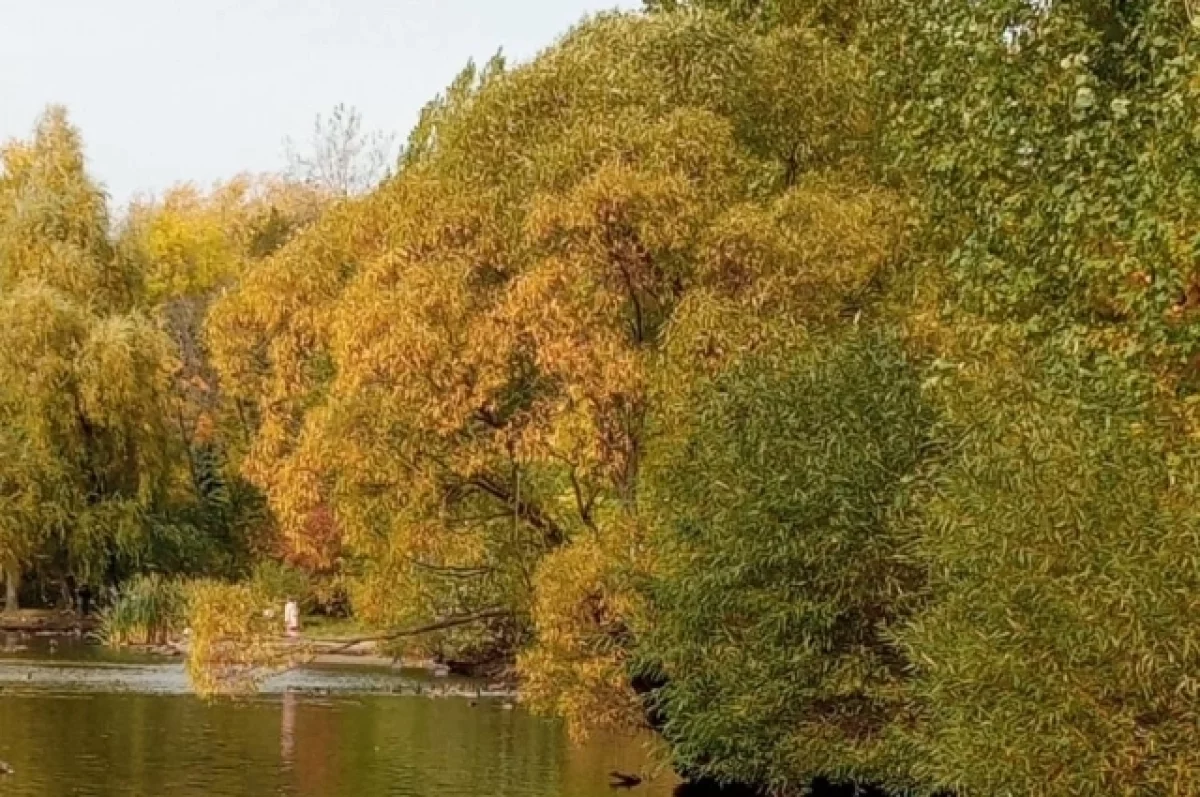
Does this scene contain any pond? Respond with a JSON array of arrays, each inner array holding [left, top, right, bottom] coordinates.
[[0, 633, 677, 797]]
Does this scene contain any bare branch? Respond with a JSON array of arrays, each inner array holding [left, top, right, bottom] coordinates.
[[403, 556, 494, 579], [315, 608, 512, 656], [468, 474, 566, 547], [284, 104, 396, 196]]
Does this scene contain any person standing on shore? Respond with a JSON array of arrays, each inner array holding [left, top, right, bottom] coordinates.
[[284, 598, 300, 639]]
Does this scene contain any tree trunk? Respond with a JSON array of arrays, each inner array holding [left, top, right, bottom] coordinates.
[[3, 566, 19, 613]]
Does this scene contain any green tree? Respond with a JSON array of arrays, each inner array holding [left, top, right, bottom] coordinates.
[[877, 0, 1200, 371], [642, 330, 933, 792], [0, 284, 176, 606], [898, 332, 1200, 797], [865, 6, 1200, 791], [0, 109, 185, 606]]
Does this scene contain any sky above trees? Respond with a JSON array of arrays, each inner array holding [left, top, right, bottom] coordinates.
[[0, 0, 638, 205]]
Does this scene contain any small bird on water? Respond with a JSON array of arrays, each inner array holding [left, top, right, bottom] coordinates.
[[0, 761, 14, 776], [608, 771, 642, 790]]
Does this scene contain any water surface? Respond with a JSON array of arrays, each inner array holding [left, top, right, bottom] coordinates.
[[0, 633, 674, 797]]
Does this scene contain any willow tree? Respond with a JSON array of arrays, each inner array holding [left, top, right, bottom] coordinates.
[[118, 177, 326, 579], [639, 330, 933, 792], [203, 9, 890, 698], [878, 328, 1200, 797], [0, 107, 137, 312], [0, 109, 179, 606]]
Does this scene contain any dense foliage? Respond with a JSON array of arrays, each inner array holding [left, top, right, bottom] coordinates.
[[0, 110, 175, 606], [5, 2, 1200, 795], [644, 330, 934, 791], [202, 10, 887, 693], [0, 110, 323, 611]]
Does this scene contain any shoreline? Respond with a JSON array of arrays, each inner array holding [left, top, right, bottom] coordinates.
[[0, 610, 99, 634], [118, 637, 517, 691], [3, 616, 518, 693], [128, 637, 431, 667], [0, 637, 521, 699]]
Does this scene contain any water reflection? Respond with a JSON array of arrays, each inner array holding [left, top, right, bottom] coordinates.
[[0, 686, 675, 797], [0, 640, 676, 796], [281, 689, 296, 766]]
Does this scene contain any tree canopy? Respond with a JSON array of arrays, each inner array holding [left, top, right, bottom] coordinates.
[[203, 10, 892, 689], [7, 3, 1200, 796], [0, 110, 321, 609]]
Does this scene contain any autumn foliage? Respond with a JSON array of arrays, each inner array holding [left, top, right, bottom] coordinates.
[[7, 2, 1200, 796]]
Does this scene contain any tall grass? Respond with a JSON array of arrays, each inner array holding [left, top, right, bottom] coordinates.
[[99, 574, 189, 646]]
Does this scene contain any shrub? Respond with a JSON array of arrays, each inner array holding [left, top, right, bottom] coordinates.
[[248, 561, 312, 611]]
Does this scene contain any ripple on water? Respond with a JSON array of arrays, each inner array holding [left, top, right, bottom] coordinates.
[[0, 637, 676, 796], [0, 688, 678, 797], [0, 657, 477, 697]]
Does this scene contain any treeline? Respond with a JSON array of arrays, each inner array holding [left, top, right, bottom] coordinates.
[[5, 0, 1200, 795], [0, 110, 328, 610]]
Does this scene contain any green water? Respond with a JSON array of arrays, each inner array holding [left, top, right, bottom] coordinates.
[[0, 636, 675, 797]]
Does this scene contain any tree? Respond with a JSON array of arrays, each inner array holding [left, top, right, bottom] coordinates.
[[120, 176, 323, 304], [284, 104, 396, 197], [876, 0, 1200, 373], [0, 108, 221, 606], [888, 330, 1200, 797], [863, 8, 1200, 789], [203, 10, 892, 698], [641, 330, 933, 792], [117, 176, 327, 580], [0, 106, 137, 311], [0, 109, 171, 605], [0, 283, 177, 603]]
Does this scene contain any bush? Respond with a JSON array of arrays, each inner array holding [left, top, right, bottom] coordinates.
[[248, 561, 312, 611]]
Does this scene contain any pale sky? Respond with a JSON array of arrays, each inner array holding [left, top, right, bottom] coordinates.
[[0, 0, 640, 206]]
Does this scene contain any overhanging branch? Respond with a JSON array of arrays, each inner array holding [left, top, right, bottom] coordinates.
[[317, 608, 513, 657]]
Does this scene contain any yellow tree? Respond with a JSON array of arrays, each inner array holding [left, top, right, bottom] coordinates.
[[0, 108, 179, 607], [203, 12, 897, 721], [119, 175, 324, 461], [121, 175, 325, 305], [118, 176, 327, 569], [0, 107, 136, 312]]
